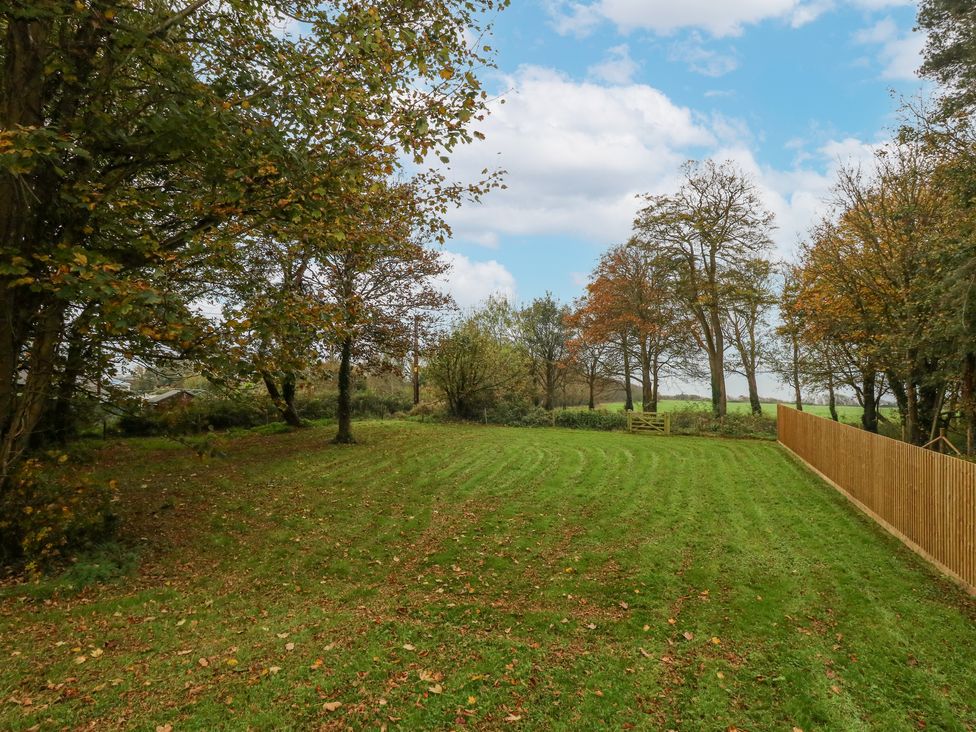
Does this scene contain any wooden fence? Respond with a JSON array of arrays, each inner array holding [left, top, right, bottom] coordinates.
[[777, 404, 975, 594], [627, 412, 671, 435]]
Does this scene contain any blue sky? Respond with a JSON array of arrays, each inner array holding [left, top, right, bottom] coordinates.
[[436, 0, 927, 317]]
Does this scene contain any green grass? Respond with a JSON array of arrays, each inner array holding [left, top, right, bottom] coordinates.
[[596, 398, 896, 421], [1, 422, 973, 730]]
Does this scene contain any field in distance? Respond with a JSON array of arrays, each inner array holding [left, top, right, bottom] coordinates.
[[595, 399, 896, 421]]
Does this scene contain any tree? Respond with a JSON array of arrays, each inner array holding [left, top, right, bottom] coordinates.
[[428, 310, 526, 419], [518, 294, 570, 411], [634, 160, 775, 417], [564, 300, 620, 410], [919, 0, 976, 115], [0, 0, 507, 552], [770, 265, 815, 413], [722, 258, 775, 415], [310, 184, 451, 444]]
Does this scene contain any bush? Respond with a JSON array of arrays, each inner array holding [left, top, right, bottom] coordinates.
[[485, 403, 552, 427], [554, 409, 628, 431], [669, 408, 777, 439], [115, 391, 413, 437], [0, 456, 118, 572]]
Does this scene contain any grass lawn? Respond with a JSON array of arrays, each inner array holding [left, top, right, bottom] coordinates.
[[596, 399, 896, 422], [1, 422, 974, 730]]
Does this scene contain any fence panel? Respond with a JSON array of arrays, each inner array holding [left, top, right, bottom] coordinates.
[[777, 404, 976, 594]]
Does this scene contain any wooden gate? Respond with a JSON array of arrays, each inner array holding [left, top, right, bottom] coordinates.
[[627, 412, 671, 435]]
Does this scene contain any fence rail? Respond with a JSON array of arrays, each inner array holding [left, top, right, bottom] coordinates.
[[627, 412, 671, 435], [777, 404, 975, 594]]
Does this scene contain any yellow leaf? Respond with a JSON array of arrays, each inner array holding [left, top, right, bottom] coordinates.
[[323, 701, 342, 712]]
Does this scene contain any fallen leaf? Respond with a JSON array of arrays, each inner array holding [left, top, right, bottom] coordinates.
[[586, 623, 597, 630], [710, 637, 721, 645], [156, 725, 173, 732], [198, 658, 209, 668], [619, 601, 629, 610], [269, 666, 281, 674], [74, 656, 87, 665], [402, 644, 415, 651], [323, 701, 342, 712], [505, 714, 522, 722], [428, 684, 443, 694], [682, 632, 694, 641], [467, 695, 477, 705], [717, 671, 725, 679], [667, 618, 676, 625], [830, 685, 841, 695], [642, 624, 650, 632], [90, 648, 104, 658], [639, 648, 653, 658], [285, 642, 295, 651]]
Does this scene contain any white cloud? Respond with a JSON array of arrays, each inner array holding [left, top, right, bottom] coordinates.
[[441, 64, 891, 266], [588, 44, 639, 84], [552, 0, 798, 37], [854, 17, 925, 80], [549, 0, 915, 38], [669, 33, 739, 77], [435, 251, 517, 308], [445, 65, 713, 244]]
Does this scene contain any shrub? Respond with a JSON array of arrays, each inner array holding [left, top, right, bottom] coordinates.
[[554, 409, 628, 431], [0, 456, 118, 572], [485, 403, 552, 427], [668, 408, 777, 439]]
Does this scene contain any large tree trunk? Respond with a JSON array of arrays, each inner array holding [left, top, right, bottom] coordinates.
[[261, 371, 302, 427], [963, 352, 976, 455], [621, 333, 634, 411], [333, 337, 355, 444], [0, 304, 65, 490], [861, 372, 878, 433], [650, 360, 660, 414], [50, 324, 91, 445], [543, 363, 555, 411], [587, 369, 596, 411], [707, 307, 727, 417], [906, 380, 921, 445], [745, 369, 761, 416], [791, 335, 803, 411], [887, 372, 908, 438], [827, 375, 838, 422], [640, 338, 652, 413]]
